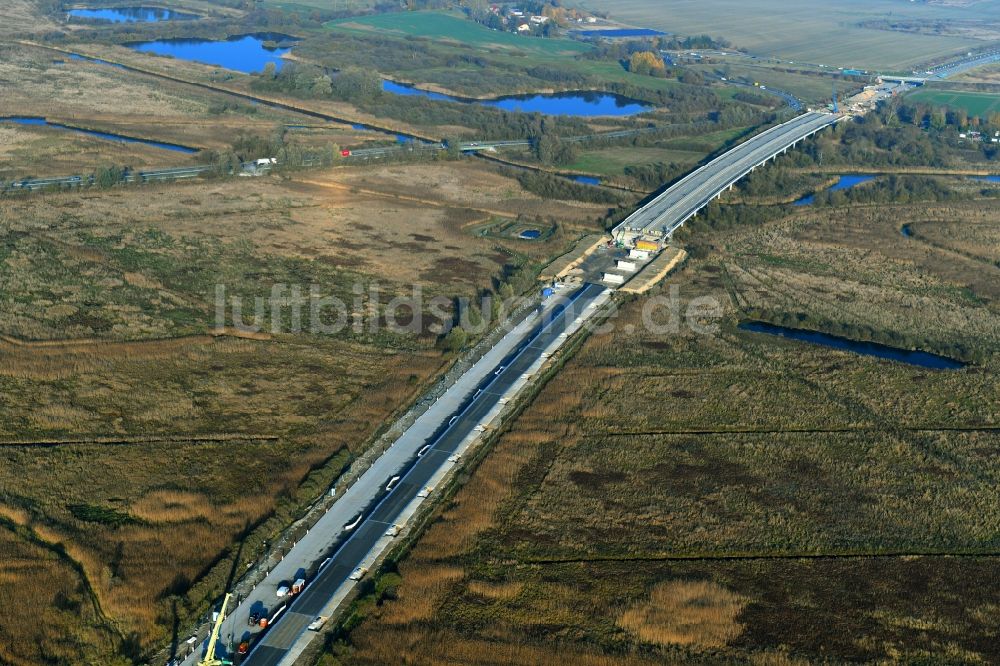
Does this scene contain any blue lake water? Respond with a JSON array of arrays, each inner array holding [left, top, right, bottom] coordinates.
[[381, 80, 652, 117], [574, 29, 666, 38], [1, 116, 197, 153], [793, 174, 876, 206], [128, 34, 297, 73], [68, 6, 198, 22], [739, 321, 965, 369], [519, 229, 542, 239], [975, 175, 1000, 183], [571, 175, 601, 185]]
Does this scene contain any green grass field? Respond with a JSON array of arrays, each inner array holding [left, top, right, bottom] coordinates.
[[581, 0, 987, 70], [566, 127, 748, 178], [327, 11, 591, 57], [907, 88, 1000, 118], [568, 147, 704, 175], [265, 0, 377, 9]]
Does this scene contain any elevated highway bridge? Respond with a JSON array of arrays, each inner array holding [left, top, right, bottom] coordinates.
[[613, 111, 841, 241]]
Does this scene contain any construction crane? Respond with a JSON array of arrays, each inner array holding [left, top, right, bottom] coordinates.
[[198, 592, 233, 666]]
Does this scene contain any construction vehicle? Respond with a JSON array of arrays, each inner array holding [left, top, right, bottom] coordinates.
[[198, 593, 232, 666]]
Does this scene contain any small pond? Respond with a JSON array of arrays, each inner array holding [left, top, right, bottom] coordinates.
[[570, 175, 601, 185], [68, 6, 198, 22], [128, 33, 297, 74], [739, 321, 965, 369], [381, 80, 653, 117], [793, 174, 876, 206]]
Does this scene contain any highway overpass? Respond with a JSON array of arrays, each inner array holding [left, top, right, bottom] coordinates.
[[613, 111, 840, 240]]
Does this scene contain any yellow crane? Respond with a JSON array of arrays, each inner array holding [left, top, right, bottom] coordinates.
[[198, 592, 233, 666]]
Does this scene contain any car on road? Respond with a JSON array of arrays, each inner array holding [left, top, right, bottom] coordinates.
[[308, 616, 329, 631], [417, 485, 434, 498], [276, 584, 290, 597], [385, 524, 401, 537], [349, 566, 367, 581]]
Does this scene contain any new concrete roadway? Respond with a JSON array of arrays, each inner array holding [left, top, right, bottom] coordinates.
[[614, 111, 839, 239], [180, 282, 609, 666]]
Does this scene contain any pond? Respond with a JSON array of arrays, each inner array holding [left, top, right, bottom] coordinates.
[[68, 6, 198, 22], [128, 33, 297, 74], [69, 53, 127, 69], [0, 116, 198, 153], [793, 174, 876, 206], [519, 229, 542, 239], [570, 175, 601, 185], [381, 80, 653, 117], [901, 224, 913, 237], [739, 321, 965, 369], [975, 175, 1000, 183]]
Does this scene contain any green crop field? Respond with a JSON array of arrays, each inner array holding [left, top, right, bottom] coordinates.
[[265, 0, 377, 9], [579, 0, 990, 70], [327, 11, 591, 57], [907, 88, 1000, 118]]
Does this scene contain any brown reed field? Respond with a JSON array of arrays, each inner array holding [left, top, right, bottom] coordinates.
[[0, 163, 590, 662], [325, 184, 1000, 665]]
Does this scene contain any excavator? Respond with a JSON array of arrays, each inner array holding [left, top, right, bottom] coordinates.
[[198, 592, 233, 666]]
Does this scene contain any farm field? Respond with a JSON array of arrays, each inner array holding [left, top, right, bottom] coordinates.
[[695, 61, 860, 104], [325, 181, 1000, 664], [580, 0, 990, 69], [906, 87, 1000, 118], [0, 160, 601, 663], [308, 10, 719, 102], [953, 62, 1000, 85], [326, 11, 591, 57], [264, 0, 377, 10]]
